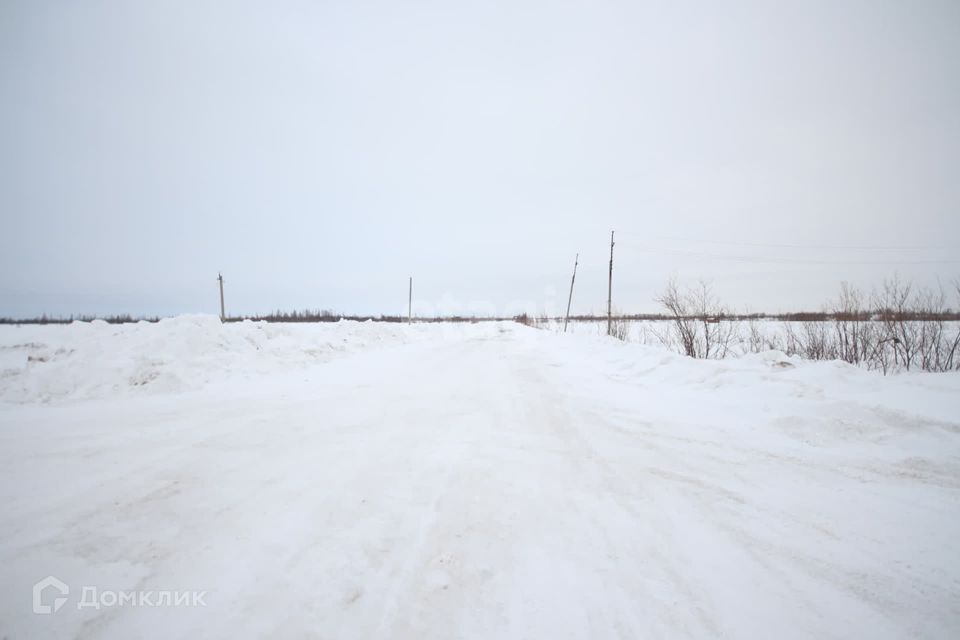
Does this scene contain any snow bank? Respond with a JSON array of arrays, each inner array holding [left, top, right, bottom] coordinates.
[[0, 315, 442, 404], [545, 327, 960, 428]]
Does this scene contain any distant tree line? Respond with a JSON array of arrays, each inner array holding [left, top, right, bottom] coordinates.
[[0, 310, 514, 325], [0, 313, 160, 325]]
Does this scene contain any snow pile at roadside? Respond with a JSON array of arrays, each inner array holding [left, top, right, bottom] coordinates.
[[0, 315, 447, 404], [546, 328, 960, 428]]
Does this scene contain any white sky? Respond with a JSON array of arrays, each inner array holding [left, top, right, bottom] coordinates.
[[2, 0, 958, 318]]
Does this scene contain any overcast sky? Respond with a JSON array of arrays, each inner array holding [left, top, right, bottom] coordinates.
[[1, 0, 958, 318]]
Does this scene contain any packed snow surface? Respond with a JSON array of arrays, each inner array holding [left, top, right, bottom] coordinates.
[[1, 318, 959, 639]]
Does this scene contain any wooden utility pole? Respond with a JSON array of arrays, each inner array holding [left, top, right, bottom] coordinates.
[[564, 253, 578, 333], [408, 277, 412, 324], [607, 231, 615, 335], [217, 273, 226, 321]]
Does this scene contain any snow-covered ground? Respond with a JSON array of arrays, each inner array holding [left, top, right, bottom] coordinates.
[[1, 318, 959, 639]]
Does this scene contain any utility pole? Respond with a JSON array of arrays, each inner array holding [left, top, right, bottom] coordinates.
[[564, 253, 578, 333], [607, 230, 615, 335], [217, 273, 226, 321], [408, 276, 412, 324]]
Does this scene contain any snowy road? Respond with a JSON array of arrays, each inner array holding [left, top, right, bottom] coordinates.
[[2, 321, 959, 639]]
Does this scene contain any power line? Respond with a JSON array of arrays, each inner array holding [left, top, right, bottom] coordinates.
[[616, 231, 953, 252], [633, 245, 960, 266]]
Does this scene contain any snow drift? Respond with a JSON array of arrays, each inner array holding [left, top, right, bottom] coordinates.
[[0, 315, 439, 403]]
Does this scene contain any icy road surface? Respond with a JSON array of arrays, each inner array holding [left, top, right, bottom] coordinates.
[[1, 318, 959, 639]]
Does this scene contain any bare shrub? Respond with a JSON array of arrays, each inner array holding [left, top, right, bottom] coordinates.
[[873, 276, 921, 371], [802, 321, 835, 360], [608, 315, 630, 341], [745, 319, 766, 353], [744, 318, 786, 353], [866, 277, 960, 372], [656, 279, 737, 359], [781, 322, 801, 357], [647, 275, 958, 372], [950, 280, 960, 370], [513, 313, 534, 327], [656, 279, 698, 357], [911, 282, 960, 372], [832, 282, 874, 366]]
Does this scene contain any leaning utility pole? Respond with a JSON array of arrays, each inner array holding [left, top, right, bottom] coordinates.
[[408, 276, 412, 324], [217, 273, 226, 321], [563, 253, 578, 333], [607, 230, 615, 335]]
